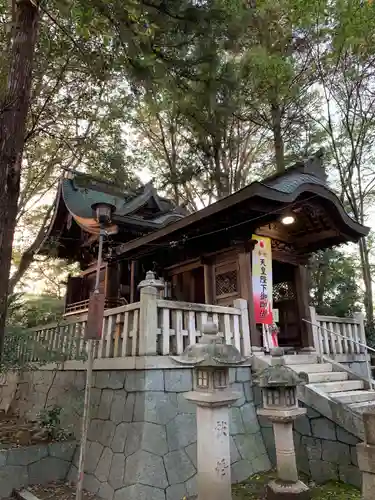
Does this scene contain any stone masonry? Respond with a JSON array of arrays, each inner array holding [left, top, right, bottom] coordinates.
[[10, 366, 270, 500], [0, 441, 76, 498], [254, 382, 361, 488]]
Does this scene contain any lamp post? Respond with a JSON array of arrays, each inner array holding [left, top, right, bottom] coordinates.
[[75, 202, 116, 500], [255, 349, 309, 500], [172, 323, 247, 500]]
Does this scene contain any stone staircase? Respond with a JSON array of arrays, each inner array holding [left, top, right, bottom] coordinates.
[[252, 353, 375, 440], [283, 354, 375, 415]]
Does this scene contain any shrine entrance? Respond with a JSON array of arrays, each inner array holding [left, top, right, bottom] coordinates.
[[272, 260, 301, 349]]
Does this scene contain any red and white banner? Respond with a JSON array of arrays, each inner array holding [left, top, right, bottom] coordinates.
[[252, 235, 273, 325]]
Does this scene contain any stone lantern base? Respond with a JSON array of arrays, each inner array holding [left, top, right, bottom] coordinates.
[[266, 479, 310, 500]]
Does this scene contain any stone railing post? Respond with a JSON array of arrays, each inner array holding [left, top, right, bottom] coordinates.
[[354, 312, 366, 352], [357, 411, 375, 499], [309, 306, 322, 362], [138, 271, 164, 356], [234, 298, 251, 356]]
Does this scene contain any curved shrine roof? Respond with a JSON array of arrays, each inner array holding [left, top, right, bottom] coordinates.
[[114, 150, 370, 258], [39, 150, 370, 264]]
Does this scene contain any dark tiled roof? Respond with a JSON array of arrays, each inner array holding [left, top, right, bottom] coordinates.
[[261, 149, 327, 194], [264, 171, 325, 194], [61, 177, 185, 229]]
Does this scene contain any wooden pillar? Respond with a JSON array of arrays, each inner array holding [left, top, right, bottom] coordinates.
[[130, 260, 136, 303], [203, 260, 214, 304], [294, 264, 315, 350], [238, 246, 261, 349]]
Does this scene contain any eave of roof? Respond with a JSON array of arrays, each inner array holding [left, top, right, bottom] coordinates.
[[114, 181, 370, 257]]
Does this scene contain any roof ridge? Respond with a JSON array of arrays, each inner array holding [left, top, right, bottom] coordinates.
[[261, 148, 326, 185]]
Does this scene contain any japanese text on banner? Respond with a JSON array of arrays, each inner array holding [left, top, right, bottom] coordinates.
[[252, 235, 273, 325]]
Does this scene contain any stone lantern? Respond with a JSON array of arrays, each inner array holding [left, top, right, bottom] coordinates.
[[172, 322, 247, 500], [256, 349, 310, 500]]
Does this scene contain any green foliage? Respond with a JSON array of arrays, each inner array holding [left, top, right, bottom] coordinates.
[[309, 248, 361, 317], [3, 291, 87, 373], [232, 470, 360, 499], [37, 405, 72, 440], [6, 294, 64, 328]]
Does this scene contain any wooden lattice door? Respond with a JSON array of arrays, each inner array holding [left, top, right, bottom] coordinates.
[[273, 281, 301, 347], [214, 260, 239, 306]]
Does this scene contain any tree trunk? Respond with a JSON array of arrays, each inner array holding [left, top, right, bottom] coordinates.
[[0, 0, 40, 353], [213, 144, 230, 198], [8, 204, 53, 296], [271, 103, 285, 173], [359, 237, 374, 329]]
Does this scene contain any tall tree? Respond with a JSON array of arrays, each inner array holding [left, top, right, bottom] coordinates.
[[309, 248, 361, 317], [0, 0, 40, 353], [309, 0, 375, 329], [133, 87, 272, 207], [120, 0, 323, 200], [236, 0, 325, 172], [7, 0, 141, 296]]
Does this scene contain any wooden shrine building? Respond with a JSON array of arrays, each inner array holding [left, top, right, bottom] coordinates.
[[40, 151, 369, 351]]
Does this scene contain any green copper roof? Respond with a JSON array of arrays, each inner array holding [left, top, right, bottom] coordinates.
[[61, 177, 185, 229]]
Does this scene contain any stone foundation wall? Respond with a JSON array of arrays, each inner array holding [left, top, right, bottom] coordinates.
[[9, 366, 270, 500], [341, 360, 369, 379], [254, 383, 361, 488], [0, 441, 76, 498]]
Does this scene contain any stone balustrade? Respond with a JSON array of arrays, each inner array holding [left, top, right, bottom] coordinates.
[[17, 284, 251, 368]]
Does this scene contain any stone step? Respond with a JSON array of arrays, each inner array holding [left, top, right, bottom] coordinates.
[[312, 379, 364, 393], [332, 389, 375, 404], [348, 400, 375, 414], [283, 354, 318, 365], [307, 372, 348, 383], [290, 363, 333, 374]]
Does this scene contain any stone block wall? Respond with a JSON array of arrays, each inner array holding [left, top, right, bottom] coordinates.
[[10, 366, 270, 500], [254, 383, 361, 488], [0, 441, 76, 498], [341, 360, 369, 379]]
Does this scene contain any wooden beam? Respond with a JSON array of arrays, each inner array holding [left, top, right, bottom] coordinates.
[[272, 250, 299, 266], [255, 224, 292, 243], [165, 258, 202, 275], [294, 229, 339, 248]]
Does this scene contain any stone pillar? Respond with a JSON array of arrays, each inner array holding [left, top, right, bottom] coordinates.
[[172, 322, 247, 500], [256, 350, 310, 499], [258, 408, 309, 499], [272, 419, 298, 483], [185, 388, 240, 500], [138, 271, 164, 355], [357, 411, 375, 499]]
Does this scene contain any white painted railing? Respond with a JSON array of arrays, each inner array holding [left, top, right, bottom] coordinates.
[[156, 298, 251, 356], [19, 290, 251, 363], [20, 302, 141, 363], [309, 306, 366, 357]]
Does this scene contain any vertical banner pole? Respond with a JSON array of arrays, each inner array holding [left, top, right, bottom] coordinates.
[[76, 230, 104, 500]]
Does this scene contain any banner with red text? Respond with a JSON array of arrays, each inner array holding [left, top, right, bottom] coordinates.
[[252, 235, 273, 325]]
